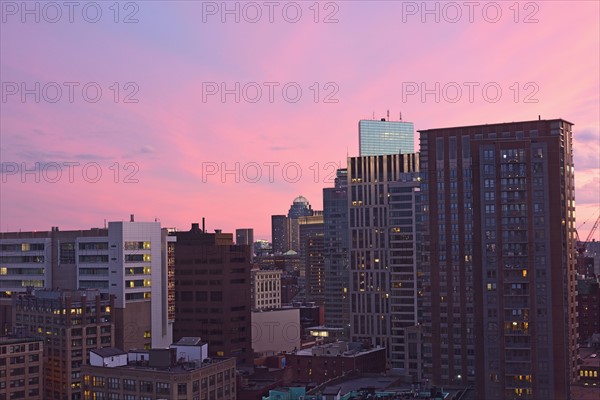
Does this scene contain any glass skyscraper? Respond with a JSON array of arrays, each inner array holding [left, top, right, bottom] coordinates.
[[359, 118, 415, 156]]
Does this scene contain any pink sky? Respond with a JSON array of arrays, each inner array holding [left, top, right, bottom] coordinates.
[[1, 1, 599, 240]]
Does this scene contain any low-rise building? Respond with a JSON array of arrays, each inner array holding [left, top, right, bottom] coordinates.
[[82, 339, 236, 400], [283, 342, 386, 385], [0, 336, 43, 400]]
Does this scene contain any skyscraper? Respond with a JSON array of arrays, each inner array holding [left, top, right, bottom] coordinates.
[[348, 153, 419, 368], [419, 119, 577, 399], [359, 118, 415, 156], [323, 169, 350, 334], [298, 215, 325, 306], [271, 215, 289, 254]]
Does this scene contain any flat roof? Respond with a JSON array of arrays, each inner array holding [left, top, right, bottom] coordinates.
[[418, 118, 574, 133], [91, 348, 126, 358]]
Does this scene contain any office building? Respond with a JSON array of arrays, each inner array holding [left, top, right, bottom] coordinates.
[[359, 118, 415, 156], [14, 289, 114, 400], [0, 219, 175, 352], [323, 169, 350, 334], [419, 119, 578, 399], [348, 153, 419, 370], [172, 224, 253, 366], [271, 216, 289, 254], [251, 269, 282, 310], [0, 336, 43, 400]]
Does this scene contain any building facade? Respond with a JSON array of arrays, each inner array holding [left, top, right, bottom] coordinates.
[[0, 336, 43, 400], [251, 269, 282, 310], [323, 169, 350, 334], [359, 118, 415, 156], [14, 289, 114, 400], [172, 224, 253, 366], [348, 153, 419, 369], [82, 347, 236, 400], [0, 219, 175, 352], [419, 119, 578, 399], [271, 216, 289, 255]]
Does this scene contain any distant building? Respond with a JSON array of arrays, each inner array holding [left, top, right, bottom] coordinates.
[[323, 169, 350, 335], [81, 339, 236, 400], [14, 289, 114, 400], [283, 342, 386, 385], [298, 215, 324, 306], [251, 308, 301, 356], [271, 215, 290, 254], [0, 336, 43, 400], [251, 269, 282, 310], [577, 278, 600, 344], [359, 118, 415, 156], [288, 196, 315, 253], [172, 224, 253, 366], [236, 229, 254, 246]]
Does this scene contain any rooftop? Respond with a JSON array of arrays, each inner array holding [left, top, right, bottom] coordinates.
[[91, 347, 126, 358]]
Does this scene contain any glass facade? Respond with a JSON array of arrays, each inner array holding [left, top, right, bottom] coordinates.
[[359, 120, 415, 156]]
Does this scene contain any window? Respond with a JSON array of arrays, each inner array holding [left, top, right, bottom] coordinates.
[[123, 379, 136, 391], [156, 382, 170, 395], [108, 377, 119, 390]]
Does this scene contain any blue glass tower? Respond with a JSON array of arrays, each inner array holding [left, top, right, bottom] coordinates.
[[359, 118, 415, 156]]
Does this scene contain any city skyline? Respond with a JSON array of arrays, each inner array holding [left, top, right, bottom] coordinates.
[[1, 1, 599, 242]]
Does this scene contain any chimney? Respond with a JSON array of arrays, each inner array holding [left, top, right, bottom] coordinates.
[[202, 217, 205, 232], [130, 214, 135, 222]]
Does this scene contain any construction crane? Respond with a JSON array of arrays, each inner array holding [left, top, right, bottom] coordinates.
[[576, 214, 600, 256]]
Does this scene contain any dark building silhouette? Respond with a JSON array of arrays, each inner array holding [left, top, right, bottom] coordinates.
[[419, 119, 578, 399], [172, 224, 253, 366], [271, 215, 289, 254], [298, 215, 325, 306], [323, 169, 350, 334], [577, 277, 599, 344]]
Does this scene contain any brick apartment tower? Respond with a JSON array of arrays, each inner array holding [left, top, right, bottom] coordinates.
[[419, 119, 578, 399], [172, 223, 253, 366]]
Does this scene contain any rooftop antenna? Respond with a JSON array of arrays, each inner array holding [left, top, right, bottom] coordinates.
[[372, 111, 375, 119], [387, 110, 390, 120], [399, 112, 403, 121], [104, 219, 107, 228]]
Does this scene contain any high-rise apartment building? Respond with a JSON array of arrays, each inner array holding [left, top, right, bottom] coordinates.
[[359, 118, 415, 156], [419, 119, 577, 399], [323, 169, 350, 334], [172, 224, 253, 366], [0, 219, 175, 352], [348, 153, 419, 370]]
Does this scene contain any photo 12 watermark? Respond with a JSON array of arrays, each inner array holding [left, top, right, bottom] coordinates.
[[1, 82, 140, 104], [200, 1, 339, 24], [401, 81, 539, 104], [1, 162, 140, 184], [201, 81, 339, 104], [401, 1, 539, 23], [1, 1, 140, 23], [201, 161, 342, 184]]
